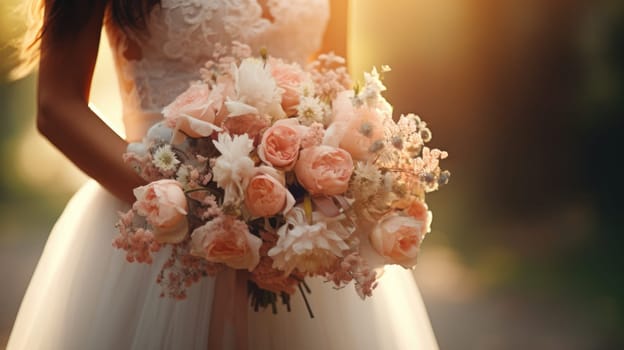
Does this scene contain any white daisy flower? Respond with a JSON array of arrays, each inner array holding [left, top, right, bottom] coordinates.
[[152, 144, 180, 172], [297, 78, 316, 97], [175, 165, 191, 188], [351, 161, 383, 200], [297, 95, 326, 126]]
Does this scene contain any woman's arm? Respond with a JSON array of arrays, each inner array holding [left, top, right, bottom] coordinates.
[[319, 0, 349, 59], [37, 1, 144, 203]]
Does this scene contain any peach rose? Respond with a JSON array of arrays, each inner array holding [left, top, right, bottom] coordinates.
[[295, 145, 354, 195], [163, 82, 224, 143], [339, 107, 385, 160], [190, 216, 261, 271], [325, 91, 385, 161], [323, 90, 352, 146], [245, 173, 295, 217], [213, 75, 236, 126], [258, 119, 302, 170], [223, 113, 271, 141], [369, 214, 427, 268], [133, 180, 188, 244], [269, 57, 306, 117], [405, 200, 433, 233]]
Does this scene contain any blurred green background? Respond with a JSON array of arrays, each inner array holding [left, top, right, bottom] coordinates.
[[1, 0, 623, 348]]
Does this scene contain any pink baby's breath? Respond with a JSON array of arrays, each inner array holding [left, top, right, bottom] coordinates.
[[157, 243, 223, 300], [306, 52, 352, 101], [113, 209, 162, 264], [123, 152, 163, 182], [300, 122, 325, 148]]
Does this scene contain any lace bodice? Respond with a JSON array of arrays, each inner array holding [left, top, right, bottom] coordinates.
[[105, 0, 330, 141]]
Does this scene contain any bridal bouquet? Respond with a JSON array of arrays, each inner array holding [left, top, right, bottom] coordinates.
[[114, 42, 450, 313]]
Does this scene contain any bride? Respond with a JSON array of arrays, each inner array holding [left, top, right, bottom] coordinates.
[[8, 1, 439, 349]]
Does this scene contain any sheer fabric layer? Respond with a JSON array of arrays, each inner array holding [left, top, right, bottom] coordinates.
[[7, 181, 216, 350], [8, 181, 438, 349]]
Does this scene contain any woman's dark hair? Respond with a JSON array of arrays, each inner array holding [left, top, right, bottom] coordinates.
[[44, 0, 161, 36], [109, 0, 161, 29], [11, 0, 160, 79]]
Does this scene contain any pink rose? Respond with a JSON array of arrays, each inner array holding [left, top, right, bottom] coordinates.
[[163, 82, 224, 143], [325, 91, 385, 161], [323, 90, 352, 146], [133, 180, 188, 243], [245, 173, 295, 217], [258, 119, 302, 170], [190, 216, 261, 271], [405, 200, 432, 233], [295, 145, 353, 195], [369, 214, 427, 268], [269, 58, 306, 117], [339, 107, 385, 160], [223, 113, 271, 142], [163, 83, 213, 121], [213, 75, 236, 126]]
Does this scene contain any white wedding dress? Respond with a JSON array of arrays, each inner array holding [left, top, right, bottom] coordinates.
[[8, 1, 439, 349]]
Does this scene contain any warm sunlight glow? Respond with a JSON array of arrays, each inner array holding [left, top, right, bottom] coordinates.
[[16, 127, 87, 193], [90, 32, 125, 138], [414, 246, 480, 302], [350, 0, 471, 77], [15, 31, 122, 192]]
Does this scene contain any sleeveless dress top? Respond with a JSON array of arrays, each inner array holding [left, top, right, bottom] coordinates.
[[105, 0, 329, 141]]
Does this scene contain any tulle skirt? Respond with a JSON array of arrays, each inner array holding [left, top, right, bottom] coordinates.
[[7, 180, 438, 349]]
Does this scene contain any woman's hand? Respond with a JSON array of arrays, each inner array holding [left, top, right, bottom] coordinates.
[[37, 0, 144, 203]]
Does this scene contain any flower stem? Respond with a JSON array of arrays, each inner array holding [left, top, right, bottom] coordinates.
[[298, 282, 314, 318], [304, 195, 313, 225]]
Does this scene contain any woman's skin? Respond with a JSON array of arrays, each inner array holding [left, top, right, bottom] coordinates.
[[36, 0, 348, 204]]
